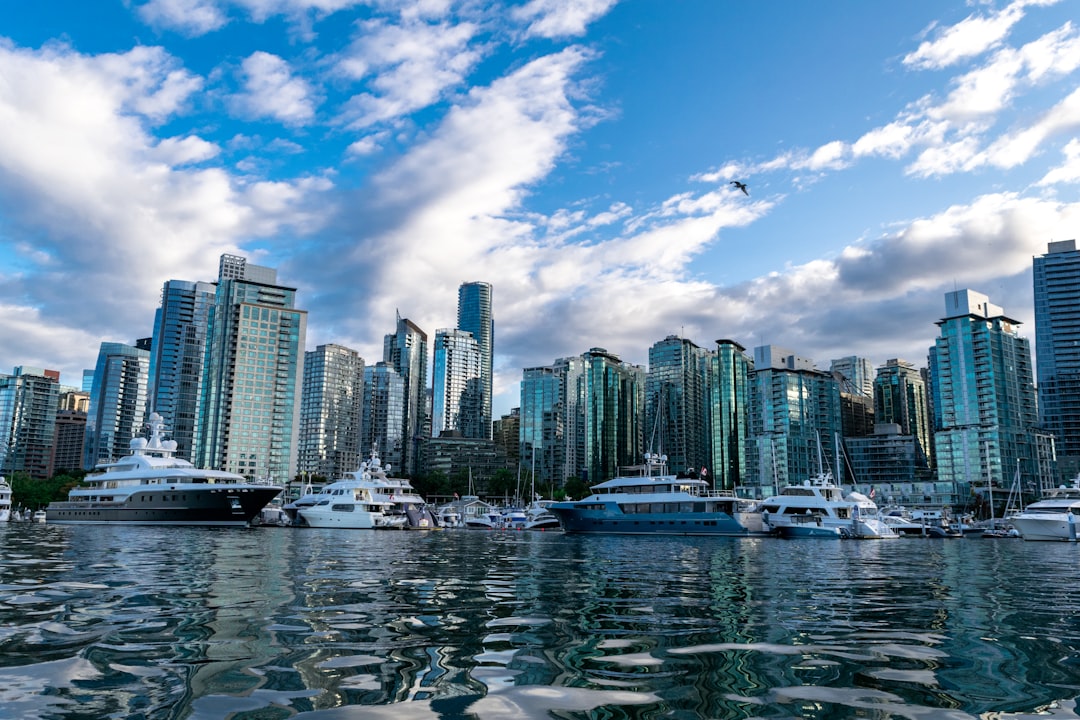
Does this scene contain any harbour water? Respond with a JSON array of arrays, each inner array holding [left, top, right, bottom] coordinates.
[[2, 524, 1080, 719]]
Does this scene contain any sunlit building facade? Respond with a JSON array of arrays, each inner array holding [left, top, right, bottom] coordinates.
[[747, 345, 843, 495], [579, 348, 644, 485], [197, 254, 307, 482], [929, 289, 1050, 492]]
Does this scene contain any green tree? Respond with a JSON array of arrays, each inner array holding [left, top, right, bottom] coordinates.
[[563, 476, 589, 501], [11, 471, 84, 509]]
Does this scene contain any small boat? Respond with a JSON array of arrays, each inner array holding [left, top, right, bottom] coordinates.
[[32, 509, 47, 523], [522, 500, 561, 530], [46, 413, 280, 526], [547, 453, 765, 536]]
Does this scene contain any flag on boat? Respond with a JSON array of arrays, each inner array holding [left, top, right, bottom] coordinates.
[[869, 486, 875, 499], [701, 466, 708, 477], [454, 492, 459, 499]]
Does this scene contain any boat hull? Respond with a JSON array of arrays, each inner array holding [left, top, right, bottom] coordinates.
[[1011, 513, 1079, 541], [549, 504, 763, 536], [46, 486, 281, 526], [776, 524, 843, 539]]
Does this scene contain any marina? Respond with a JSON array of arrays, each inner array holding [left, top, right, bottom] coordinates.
[[2, 522, 1080, 718]]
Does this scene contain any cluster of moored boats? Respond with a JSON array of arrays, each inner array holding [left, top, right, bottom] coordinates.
[[9, 415, 1080, 543]]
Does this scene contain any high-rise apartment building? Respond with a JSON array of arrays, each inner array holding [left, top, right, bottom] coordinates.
[[299, 344, 364, 479], [84, 343, 150, 469], [431, 329, 482, 439], [0, 366, 61, 478], [362, 362, 405, 471], [456, 282, 493, 439], [645, 335, 711, 475], [1034, 239, 1080, 480], [706, 339, 752, 490], [197, 254, 307, 482], [50, 390, 89, 476], [830, 355, 874, 397], [929, 289, 1050, 491], [383, 313, 428, 475], [748, 345, 843, 493], [147, 279, 216, 460], [580, 348, 644, 484], [874, 358, 932, 473]]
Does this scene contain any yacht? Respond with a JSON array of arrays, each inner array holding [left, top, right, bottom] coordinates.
[[522, 500, 561, 530], [547, 454, 766, 536], [0, 476, 11, 522], [1009, 482, 1080, 541], [298, 451, 438, 530], [760, 473, 899, 539], [46, 413, 280, 526]]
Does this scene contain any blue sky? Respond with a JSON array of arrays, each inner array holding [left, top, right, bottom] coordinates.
[[1, 0, 1078, 418]]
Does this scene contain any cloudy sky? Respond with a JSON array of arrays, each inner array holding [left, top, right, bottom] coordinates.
[[1, 0, 1078, 417]]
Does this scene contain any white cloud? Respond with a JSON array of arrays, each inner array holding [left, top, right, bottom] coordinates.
[[903, 1, 1027, 70], [1038, 138, 1080, 185], [138, 0, 229, 36], [336, 18, 480, 129], [230, 52, 317, 125], [512, 0, 619, 39]]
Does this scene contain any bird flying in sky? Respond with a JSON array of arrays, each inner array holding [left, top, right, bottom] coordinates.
[[730, 181, 749, 196]]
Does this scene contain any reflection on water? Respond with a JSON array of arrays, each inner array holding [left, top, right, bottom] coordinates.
[[2, 524, 1080, 718]]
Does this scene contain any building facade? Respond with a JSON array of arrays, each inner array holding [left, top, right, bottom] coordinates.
[[874, 358, 933, 475], [456, 282, 493, 439], [1034, 239, 1080, 480], [579, 348, 645, 485], [519, 356, 585, 487], [929, 289, 1050, 493], [299, 344, 364, 480], [747, 345, 843, 495], [706, 340, 752, 491], [84, 344, 150, 469], [431, 329, 483, 439], [645, 336, 711, 476], [383, 313, 428, 476], [147, 279, 216, 461], [196, 254, 307, 482], [0, 367, 61, 478], [361, 362, 405, 473]]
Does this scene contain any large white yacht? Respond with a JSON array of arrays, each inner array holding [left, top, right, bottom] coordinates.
[[298, 451, 438, 529], [1009, 482, 1080, 541], [759, 473, 899, 539], [46, 413, 281, 526]]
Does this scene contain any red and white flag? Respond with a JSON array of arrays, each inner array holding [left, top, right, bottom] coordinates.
[[701, 466, 708, 477]]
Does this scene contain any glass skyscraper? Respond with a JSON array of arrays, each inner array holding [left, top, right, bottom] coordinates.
[[362, 362, 405, 472], [874, 358, 932, 474], [707, 340, 752, 490], [197, 254, 307, 483], [0, 366, 61, 478], [1034, 239, 1080, 480], [748, 345, 843, 493], [147, 279, 216, 461], [579, 348, 644, 485], [645, 335, 711, 475], [431, 329, 482, 439], [299, 344, 364, 479], [84, 343, 150, 469], [383, 313, 428, 475], [520, 356, 584, 487], [456, 282, 493, 439], [929, 289, 1048, 491]]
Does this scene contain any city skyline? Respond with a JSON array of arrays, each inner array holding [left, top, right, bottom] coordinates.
[[0, 1, 1078, 421]]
